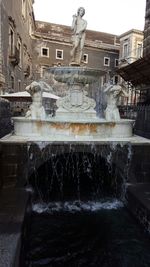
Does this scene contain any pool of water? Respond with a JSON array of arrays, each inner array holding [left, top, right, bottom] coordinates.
[[22, 200, 150, 267]]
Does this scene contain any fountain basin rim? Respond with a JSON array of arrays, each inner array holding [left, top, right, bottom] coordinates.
[[48, 66, 106, 77], [12, 117, 134, 139], [12, 117, 135, 124]]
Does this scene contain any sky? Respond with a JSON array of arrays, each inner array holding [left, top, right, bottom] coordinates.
[[33, 0, 146, 35]]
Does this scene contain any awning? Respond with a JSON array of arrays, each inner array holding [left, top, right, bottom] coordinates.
[[117, 56, 150, 86], [1, 91, 60, 102]]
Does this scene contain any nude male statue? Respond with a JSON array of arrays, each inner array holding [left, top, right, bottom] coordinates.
[[70, 7, 87, 65], [104, 82, 128, 121], [25, 81, 53, 119]]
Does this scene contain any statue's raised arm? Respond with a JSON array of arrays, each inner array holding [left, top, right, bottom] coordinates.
[[70, 7, 87, 66]]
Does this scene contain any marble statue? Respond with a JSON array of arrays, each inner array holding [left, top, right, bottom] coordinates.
[[104, 83, 128, 121], [25, 81, 52, 119], [70, 7, 87, 65]]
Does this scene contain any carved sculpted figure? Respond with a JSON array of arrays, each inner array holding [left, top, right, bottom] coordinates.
[[70, 7, 87, 65], [104, 83, 128, 121], [25, 81, 46, 119], [25, 81, 53, 119]]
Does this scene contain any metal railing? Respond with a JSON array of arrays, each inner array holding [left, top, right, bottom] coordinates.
[[119, 105, 138, 120], [119, 104, 150, 139], [134, 105, 150, 138]]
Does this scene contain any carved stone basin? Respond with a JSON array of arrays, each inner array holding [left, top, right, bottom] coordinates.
[[49, 66, 105, 85]]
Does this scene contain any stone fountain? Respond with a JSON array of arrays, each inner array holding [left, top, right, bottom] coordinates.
[[12, 7, 134, 140]]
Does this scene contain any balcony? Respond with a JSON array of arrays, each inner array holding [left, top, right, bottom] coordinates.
[[9, 47, 20, 66]]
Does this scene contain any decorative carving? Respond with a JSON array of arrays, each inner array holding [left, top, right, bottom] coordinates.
[[25, 81, 53, 119], [25, 81, 46, 119], [57, 89, 96, 112]]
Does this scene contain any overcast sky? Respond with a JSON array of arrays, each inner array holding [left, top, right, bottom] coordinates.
[[33, 0, 146, 35]]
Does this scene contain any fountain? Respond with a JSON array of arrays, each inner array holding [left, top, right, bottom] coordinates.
[[12, 7, 134, 140]]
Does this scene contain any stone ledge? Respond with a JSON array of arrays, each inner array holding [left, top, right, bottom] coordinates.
[[0, 188, 29, 267], [126, 183, 150, 234]]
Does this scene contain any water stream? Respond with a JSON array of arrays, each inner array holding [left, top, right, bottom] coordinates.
[[22, 149, 150, 267]]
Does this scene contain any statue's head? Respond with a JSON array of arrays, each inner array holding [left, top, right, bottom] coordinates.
[[112, 85, 122, 96], [26, 81, 42, 96], [77, 7, 85, 17]]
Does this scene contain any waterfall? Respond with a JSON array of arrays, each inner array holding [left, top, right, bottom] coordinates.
[[27, 143, 132, 210]]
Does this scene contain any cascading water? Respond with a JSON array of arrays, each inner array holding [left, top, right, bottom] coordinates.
[[21, 143, 150, 267], [27, 142, 129, 203], [31, 154, 109, 201]]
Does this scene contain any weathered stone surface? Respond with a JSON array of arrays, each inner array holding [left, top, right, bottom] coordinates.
[[0, 98, 12, 138], [126, 183, 150, 234], [128, 145, 150, 183], [0, 188, 29, 267], [0, 143, 28, 188]]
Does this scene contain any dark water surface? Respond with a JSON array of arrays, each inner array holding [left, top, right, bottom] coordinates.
[[23, 200, 150, 267]]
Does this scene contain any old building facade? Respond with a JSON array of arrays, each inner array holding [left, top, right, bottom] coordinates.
[[118, 29, 144, 105], [143, 0, 150, 57], [0, 0, 35, 94], [119, 29, 143, 67], [0, 0, 145, 107], [117, 0, 150, 138]]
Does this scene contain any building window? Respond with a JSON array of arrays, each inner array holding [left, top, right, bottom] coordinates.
[[40, 66, 45, 78], [18, 80, 21, 91], [137, 43, 143, 58], [113, 75, 119, 84], [17, 39, 22, 66], [83, 54, 88, 63], [115, 59, 119, 67], [23, 46, 27, 64], [22, 0, 26, 19], [41, 47, 49, 57], [123, 43, 128, 58], [101, 76, 105, 87], [10, 75, 14, 91], [9, 27, 14, 55], [104, 57, 110, 66], [56, 49, 63, 60]]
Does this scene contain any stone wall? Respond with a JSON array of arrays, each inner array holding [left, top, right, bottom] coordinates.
[[126, 184, 150, 234], [0, 98, 12, 190], [128, 145, 150, 183], [143, 0, 150, 57], [0, 144, 3, 189], [0, 143, 28, 188], [0, 98, 12, 138]]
